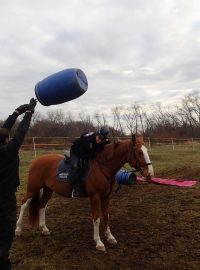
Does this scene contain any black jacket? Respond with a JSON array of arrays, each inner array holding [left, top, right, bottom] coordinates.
[[0, 111, 32, 191], [71, 132, 106, 160]]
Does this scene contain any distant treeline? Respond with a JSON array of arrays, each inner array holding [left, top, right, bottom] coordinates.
[[1, 93, 200, 138]]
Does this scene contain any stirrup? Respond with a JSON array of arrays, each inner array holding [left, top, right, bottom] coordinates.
[[71, 189, 79, 198]]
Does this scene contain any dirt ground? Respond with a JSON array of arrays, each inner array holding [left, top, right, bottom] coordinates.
[[11, 168, 200, 270]]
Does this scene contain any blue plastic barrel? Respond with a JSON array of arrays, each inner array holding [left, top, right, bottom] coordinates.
[[35, 68, 88, 106], [115, 170, 136, 185]]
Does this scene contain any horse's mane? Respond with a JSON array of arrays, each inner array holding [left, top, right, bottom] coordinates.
[[96, 139, 130, 162], [96, 135, 145, 162]]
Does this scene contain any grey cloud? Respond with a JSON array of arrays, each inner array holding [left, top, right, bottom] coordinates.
[[0, 0, 200, 120]]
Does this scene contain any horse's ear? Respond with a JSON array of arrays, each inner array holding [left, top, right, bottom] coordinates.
[[114, 137, 120, 145], [136, 134, 144, 144], [131, 134, 136, 145]]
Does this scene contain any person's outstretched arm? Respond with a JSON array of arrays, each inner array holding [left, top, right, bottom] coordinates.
[[11, 98, 37, 150], [2, 104, 29, 130]]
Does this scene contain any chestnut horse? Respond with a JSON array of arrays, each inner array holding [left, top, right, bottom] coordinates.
[[15, 135, 154, 252]]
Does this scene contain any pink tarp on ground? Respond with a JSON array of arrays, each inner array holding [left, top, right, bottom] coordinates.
[[137, 177, 197, 187]]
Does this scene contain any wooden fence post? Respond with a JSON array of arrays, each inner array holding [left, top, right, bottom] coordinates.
[[148, 137, 151, 151], [33, 137, 37, 158], [172, 139, 175, 150], [192, 138, 194, 151]]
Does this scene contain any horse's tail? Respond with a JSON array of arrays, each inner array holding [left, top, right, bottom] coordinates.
[[29, 191, 41, 226]]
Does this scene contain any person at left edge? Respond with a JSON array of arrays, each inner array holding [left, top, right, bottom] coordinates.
[[0, 98, 37, 270]]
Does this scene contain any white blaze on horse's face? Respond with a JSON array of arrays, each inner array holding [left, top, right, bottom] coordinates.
[[141, 145, 154, 177]]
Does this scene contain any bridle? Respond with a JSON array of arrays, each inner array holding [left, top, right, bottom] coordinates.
[[115, 142, 152, 193], [128, 143, 152, 176]]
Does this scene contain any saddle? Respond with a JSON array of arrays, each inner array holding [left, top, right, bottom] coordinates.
[[56, 151, 90, 197]]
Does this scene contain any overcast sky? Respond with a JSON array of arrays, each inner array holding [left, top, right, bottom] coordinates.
[[0, 0, 200, 119]]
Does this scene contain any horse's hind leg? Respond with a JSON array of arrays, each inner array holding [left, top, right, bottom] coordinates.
[[101, 197, 117, 245], [38, 186, 53, 235], [15, 195, 32, 236]]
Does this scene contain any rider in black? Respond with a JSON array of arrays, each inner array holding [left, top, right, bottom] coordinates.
[[0, 98, 37, 270], [68, 126, 110, 197]]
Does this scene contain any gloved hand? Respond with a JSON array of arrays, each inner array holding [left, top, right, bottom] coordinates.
[[28, 98, 37, 113], [15, 104, 29, 115]]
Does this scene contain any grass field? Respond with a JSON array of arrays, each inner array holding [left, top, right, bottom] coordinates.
[[17, 145, 200, 209], [11, 146, 200, 270], [148, 145, 200, 179]]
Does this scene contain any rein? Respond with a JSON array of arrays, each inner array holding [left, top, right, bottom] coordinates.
[[97, 140, 152, 193], [137, 162, 152, 167]]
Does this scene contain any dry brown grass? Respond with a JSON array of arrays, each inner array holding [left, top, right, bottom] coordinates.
[[11, 147, 200, 270]]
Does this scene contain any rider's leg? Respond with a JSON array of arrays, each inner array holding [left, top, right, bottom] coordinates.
[[68, 152, 80, 195]]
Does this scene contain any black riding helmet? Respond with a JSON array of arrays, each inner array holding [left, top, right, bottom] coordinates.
[[97, 126, 109, 139]]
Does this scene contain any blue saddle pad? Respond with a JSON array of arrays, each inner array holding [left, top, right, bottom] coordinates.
[[56, 158, 90, 183], [56, 160, 71, 182]]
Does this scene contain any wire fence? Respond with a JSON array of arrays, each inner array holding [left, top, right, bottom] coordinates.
[[21, 136, 200, 157], [146, 137, 200, 152]]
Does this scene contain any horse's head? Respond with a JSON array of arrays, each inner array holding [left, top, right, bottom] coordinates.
[[128, 134, 154, 179]]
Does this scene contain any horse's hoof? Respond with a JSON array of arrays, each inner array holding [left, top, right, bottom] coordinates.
[[42, 230, 51, 236], [96, 245, 106, 252], [107, 238, 117, 245], [15, 230, 22, 236]]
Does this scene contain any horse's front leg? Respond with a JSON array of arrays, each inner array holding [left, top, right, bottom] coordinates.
[[101, 196, 117, 245], [90, 194, 106, 252]]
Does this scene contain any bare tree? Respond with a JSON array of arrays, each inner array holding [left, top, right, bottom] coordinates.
[[93, 112, 108, 129], [78, 112, 94, 131], [18, 92, 200, 139], [111, 106, 124, 136], [46, 109, 66, 124], [122, 103, 140, 135]]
